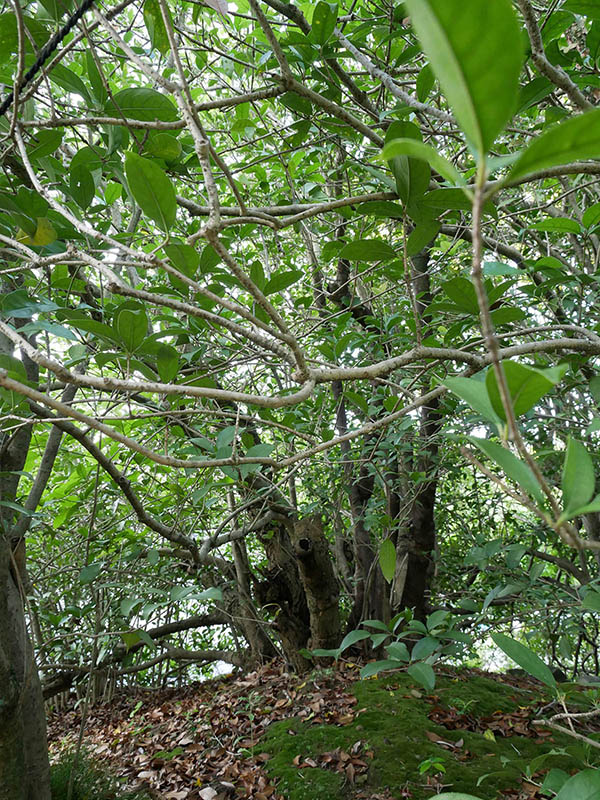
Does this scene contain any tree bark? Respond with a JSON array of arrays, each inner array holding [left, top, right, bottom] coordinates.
[[254, 523, 312, 671], [0, 324, 51, 800], [291, 516, 341, 650]]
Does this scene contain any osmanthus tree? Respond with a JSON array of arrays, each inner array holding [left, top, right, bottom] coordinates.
[[4, 0, 600, 795]]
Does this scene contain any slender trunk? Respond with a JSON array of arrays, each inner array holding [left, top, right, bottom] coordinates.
[[0, 538, 50, 800]]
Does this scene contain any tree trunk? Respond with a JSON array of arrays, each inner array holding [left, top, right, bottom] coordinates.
[[291, 516, 341, 650], [0, 538, 51, 800], [0, 327, 51, 800], [254, 523, 312, 671]]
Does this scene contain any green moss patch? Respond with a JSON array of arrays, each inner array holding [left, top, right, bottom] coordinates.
[[259, 670, 595, 800]]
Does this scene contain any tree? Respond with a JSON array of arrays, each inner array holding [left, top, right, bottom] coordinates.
[[3, 0, 600, 796]]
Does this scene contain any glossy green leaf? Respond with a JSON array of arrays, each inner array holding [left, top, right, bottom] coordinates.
[[485, 362, 566, 420], [145, 133, 182, 162], [442, 277, 479, 314], [263, 269, 303, 295], [468, 437, 544, 505], [113, 301, 149, 353], [79, 563, 102, 584], [443, 376, 500, 425], [85, 51, 108, 106], [144, 0, 171, 54], [491, 632, 556, 688], [508, 109, 600, 182], [411, 636, 439, 661], [384, 121, 429, 206], [106, 88, 178, 122], [155, 343, 179, 382], [406, 220, 440, 256], [28, 130, 64, 162], [582, 590, 600, 612], [403, 0, 522, 154], [436, 795, 485, 800], [407, 661, 436, 691], [339, 629, 371, 653], [0, 14, 48, 66], [339, 240, 397, 261], [310, 1, 337, 45], [555, 769, 600, 800], [381, 139, 466, 189], [530, 217, 581, 233], [385, 641, 409, 661], [379, 538, 396, 583], [359, 659, 404, 678], [583, 202, 600, 228], [70, 164, 95, 210], [356, 201, 404, 219], [49, 64, 90, 102], [125, 152, 177, 232], [562, 437, 595, 513], [563, 0, 600, 19]]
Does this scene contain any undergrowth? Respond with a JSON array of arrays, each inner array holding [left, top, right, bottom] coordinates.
[[50, 747, 150, 800]]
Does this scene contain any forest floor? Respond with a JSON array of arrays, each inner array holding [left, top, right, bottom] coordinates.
[[47, 660, 600, 800]]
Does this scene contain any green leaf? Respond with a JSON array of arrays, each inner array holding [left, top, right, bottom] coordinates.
[[145, 133, 182, 162], [79, 563, 102, 584], [508, 109, 600, 182], [310, 1, 337, 46], [144, 0, 171, 54], [468, 438, 545, 505], [85, 51, 108, 106], [155, 343, 179, 382], [560, 495, 600, 521], [49, 64, 91, 102], [403, 0, 522, 154], [582, 590, 600, 612], [245, 443, 275, 458], [381, 139, 466, 189], [485, 361, 565, 420], [530, 217, 581, 233], [562, 437, 595, 513], [583, 202, 600, 228], [339, 629, 371, 653], [113, 301, 149, 353], [563, 0, 600, 20], [555, 769, 600, 800], [442, 277, 479, 314], [384, 121, 429, 206], [436, 795, 486, 800], [339, 240, 396, 261], [411, 636, 440, 661], [263, 269, 303, 295], [407, 661, 436, 691], [385, 641, 409, 661], [359, 659, 405, 678], [28, 130, 64, 162], [125, 152, 177, 232], [443, 376, 500, 425], [379, 539, 396, 583], [406, 220, 440, 256], [70, 164, 95, 210], [106, 88, 178, 122], [0, 14, 49, 66], [491, 632, 556, 688]]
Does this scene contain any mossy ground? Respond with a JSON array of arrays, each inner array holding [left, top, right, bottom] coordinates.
[[258, 670, 598, 800]]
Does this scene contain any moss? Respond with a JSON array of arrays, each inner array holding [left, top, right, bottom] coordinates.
[[259, 670, 597, 800]]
